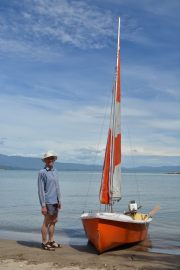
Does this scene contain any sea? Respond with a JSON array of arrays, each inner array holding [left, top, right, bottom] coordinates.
[[0, 170, 179, 255]]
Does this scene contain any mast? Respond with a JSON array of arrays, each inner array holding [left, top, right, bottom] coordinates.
[[100, 17, 122, 207], [111, 16, 122, 202]]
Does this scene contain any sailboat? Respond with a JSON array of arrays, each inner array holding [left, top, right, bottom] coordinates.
[[81, 17, 158, 253]]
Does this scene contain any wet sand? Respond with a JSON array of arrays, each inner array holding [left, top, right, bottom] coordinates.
[[0, 239, 180, 270]]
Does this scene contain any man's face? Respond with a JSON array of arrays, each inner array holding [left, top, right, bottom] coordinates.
[[44, 156, 55, 167]]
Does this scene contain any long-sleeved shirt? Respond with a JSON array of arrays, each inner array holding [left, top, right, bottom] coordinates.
[[37, 166, 61, 207]]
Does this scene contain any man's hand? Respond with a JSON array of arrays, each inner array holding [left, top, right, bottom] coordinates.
[[41, 206, 47, 215], [58, 202, 61, 209]]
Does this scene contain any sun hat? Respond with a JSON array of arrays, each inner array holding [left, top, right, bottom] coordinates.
[[42, 151, 58, 161]]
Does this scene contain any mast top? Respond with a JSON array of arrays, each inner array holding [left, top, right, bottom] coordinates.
[[117, 17, 120, 51]]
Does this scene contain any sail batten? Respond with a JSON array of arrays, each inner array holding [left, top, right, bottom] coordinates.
[[100, 17, 122, 205]]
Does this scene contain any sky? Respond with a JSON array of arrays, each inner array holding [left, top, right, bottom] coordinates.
[[0, 0, 180, 167]]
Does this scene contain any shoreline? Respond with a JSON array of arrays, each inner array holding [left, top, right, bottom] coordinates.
[[1, 228, 179, 256], [0, 238, 180, 270]]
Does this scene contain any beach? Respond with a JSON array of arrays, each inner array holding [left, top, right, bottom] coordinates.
[[0, 238, 180, 270]]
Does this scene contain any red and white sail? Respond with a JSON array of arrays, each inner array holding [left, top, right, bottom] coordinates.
[[100, 17, 122, 204]]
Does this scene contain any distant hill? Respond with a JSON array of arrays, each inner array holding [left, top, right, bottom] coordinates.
[[0, 154, 101, 171], [0, 154, 180, 173], [0, 164, 22, 170], [122, 165, 180, 174]]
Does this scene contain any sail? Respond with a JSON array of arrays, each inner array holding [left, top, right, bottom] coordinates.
[[111, 17, 122, 201], [99, 129, 111, 204], [100, 17, 122, 205]]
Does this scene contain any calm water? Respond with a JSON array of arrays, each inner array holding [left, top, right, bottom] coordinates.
[[0, 170, 179, 255]]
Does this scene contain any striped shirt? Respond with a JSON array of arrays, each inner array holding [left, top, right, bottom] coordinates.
[[37, 166, 61, 207]]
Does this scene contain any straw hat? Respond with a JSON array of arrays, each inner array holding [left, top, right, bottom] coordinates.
[[42, 151, 58, 161]]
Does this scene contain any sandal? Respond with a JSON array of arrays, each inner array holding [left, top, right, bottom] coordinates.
[[41, 242, 55, 251], [49, 241, 62, 248]]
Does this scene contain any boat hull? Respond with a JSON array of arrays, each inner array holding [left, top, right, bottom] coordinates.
[[81, 213, 151, 253]]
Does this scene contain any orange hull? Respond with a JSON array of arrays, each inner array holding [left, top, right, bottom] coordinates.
[[82, 217, 149, 253]]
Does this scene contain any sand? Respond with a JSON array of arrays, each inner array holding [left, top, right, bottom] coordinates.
[[0, 238, 179, 270]]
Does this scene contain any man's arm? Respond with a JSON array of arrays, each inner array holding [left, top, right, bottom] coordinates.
[[37, 172, 46, 208], [38, 172, 47, 215], [56, 172, 61, 208]]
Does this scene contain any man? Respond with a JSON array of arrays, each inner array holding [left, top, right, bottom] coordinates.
[[38, 150, 61, 251]]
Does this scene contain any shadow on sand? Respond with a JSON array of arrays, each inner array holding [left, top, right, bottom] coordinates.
[[70, 241, 98, 254], [17, 240, 41, 249], [71, 238, 152, 255], [16, 237, 152, 256]]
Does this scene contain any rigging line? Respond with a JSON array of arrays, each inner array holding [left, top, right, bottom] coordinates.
[[83, 98, 110, 211], [122, 91, 141, 206], [99, 80, 115, 212], [83, 82, 113, 212]]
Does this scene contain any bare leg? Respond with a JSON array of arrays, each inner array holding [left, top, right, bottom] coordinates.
[[48, 215, 57, 242], [49, 223, 55, 242], [41, 215, 50, 244]]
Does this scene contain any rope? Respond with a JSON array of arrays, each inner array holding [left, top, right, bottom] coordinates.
[[83, 82, 113, 212], [122, 91, 142, 206]]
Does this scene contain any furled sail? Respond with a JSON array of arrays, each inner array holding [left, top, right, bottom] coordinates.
[[111, 17, 122, 201], [100, 17, 122, 205]]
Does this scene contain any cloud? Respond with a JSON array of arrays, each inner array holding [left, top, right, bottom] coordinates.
[[0, 37, 63, 62], [0, 92, 179, 165], [0, 0, 159, 59], [109, 0, 180, 18], [0, 0, 114, 54], [122, 63, 180, 102], [0, 93, 109, 157], [31, 0, 114, 48], [147, 119, 180, 131], [135, 0, 180, 18]]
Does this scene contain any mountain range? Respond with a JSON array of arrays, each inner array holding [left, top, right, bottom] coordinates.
[[0, 154, 180, 173]]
